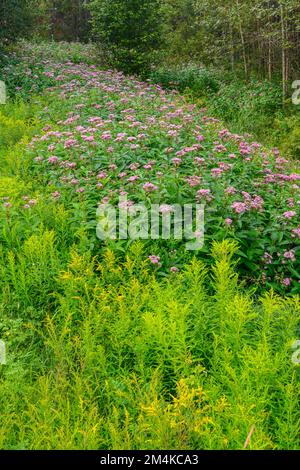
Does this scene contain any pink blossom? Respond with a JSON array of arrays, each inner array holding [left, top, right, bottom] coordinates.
[[66, 162, 76, 169], [128, 175, 140, 183], [64, 139, 77, 148], [118, 200, 134, 210], [172, 157, 182, 166], [263, 252, 273, 265], [211, 168, 223, 178], [213, 144, 227, 153], [82, 135, 94, 142], [185, 176, 202, 187], [194, 157, 205, 165], [232, 202, 248, 214], [291, 227, 300, 238], [225, 186, 237, 195], [283, 211, 296, 219], [170, 266, 180, 273], [168, 130, 178, 137], [250, 196, 264, 211], [48, 156, 59, 164], [101, 132, 112, 140], [218, 162, 232, 171], [97, 171, 107, 180], [159, 205, 174, 214], [143, 182, 158, 192], [283, 250, 296, 262], [149, 255, 160, 265], [129, 163, 140, 171], [196, 189, 213, 202]]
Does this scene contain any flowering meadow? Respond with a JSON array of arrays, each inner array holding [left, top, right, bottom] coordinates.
[[0, 43, 300, 449], [2, 43, 300, 292]]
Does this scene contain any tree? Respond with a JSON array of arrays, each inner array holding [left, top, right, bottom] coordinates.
[[162, 0, 300, 98], [46, 0, 91, 42], [88, 0, 164, 74], [0, 0, 34, 47]]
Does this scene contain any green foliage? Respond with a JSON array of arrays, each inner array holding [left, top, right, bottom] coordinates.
[[1, 242, 300, 449], [0, 0, 35, 46], [0, 52, 55, 100], [0, 98, 41, 147], [150, 64, 221, 94], [88, 0, 164, 74], [45, 0, 91, 42], [272, 114, 300, 160], [15, 40, 103, 65]]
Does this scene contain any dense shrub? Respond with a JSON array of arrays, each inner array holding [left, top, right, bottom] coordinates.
[[88, 0, 164, 75], [150, 64, 221, 94], [0, 0, 34, 46], [272, 114, 300, 160]]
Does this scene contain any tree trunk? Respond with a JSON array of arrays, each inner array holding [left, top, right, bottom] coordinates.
[[236, 0, 248, 78], [280, 3, 286, 105], [229, 22, 235, 73], [268, 38, 272, 80]]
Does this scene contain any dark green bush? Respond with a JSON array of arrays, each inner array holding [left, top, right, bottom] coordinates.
[[88, 0, 164, 75], [0, 0, 34, 46], [272, 114, 300, 159], [150, 64, 221, 94]]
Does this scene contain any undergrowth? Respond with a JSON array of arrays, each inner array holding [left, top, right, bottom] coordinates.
[[0, 240, 299, 449]]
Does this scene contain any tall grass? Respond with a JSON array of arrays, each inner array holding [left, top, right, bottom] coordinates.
[[0, 240, 299, 449]]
